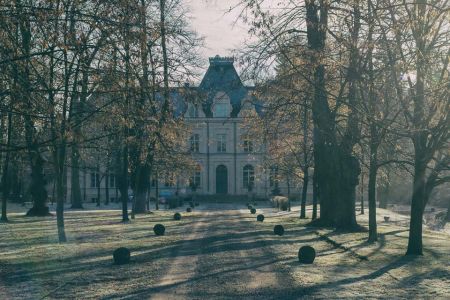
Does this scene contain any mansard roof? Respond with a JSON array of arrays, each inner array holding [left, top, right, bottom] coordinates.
[[162, 55, 260, 118], [198, 56, 248, 116]]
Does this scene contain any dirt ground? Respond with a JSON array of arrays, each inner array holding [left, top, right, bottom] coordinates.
[[0, 202, 449, 299]]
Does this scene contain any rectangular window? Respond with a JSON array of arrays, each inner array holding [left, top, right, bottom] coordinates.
[[190, 168, 201, 189], [109, 174, 115, 188], [90, 172, 100, 188], [217, 134, 227, 152], [190, 134, 200, 152], [242, 135, 253, 153]]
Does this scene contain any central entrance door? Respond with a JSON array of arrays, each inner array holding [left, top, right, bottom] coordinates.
[[216, 165, 228, 194]]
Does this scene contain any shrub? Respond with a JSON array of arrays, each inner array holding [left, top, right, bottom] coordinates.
[[153, 224, 165, 236], [186, 207, 192, 212], [298, 245, 316, 264], [173, 212, 181, 221], [250, 208, 256, 214], [274, 225, 284, 236], [113, 247, 130, 265], [257, 214, 264, 222]]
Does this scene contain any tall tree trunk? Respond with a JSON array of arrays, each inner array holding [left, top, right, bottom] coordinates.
[[300, 167, 309, 219], [134, 165, 150, 213], [360, 169, 365, 215], [406, 160, 426, 255], [56, 155, 67, 242], [16, 4, 49, 217], [105, 170, 110, 205], [1, 109, 12, 222], [368, 144, 378, 242], [306, 0, 361, 229], [96, 170, 101, 207], [155, 172, 159, 210], [312, 168, 318, 220], [406, 0, 428, 256], [70, 146, 83, 208], [120, 147, 129, 222]]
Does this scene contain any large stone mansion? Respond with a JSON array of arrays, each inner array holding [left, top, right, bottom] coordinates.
[[70, 56, 291, 203]]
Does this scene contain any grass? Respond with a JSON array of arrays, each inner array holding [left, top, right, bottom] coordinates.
[[247, 206, 450, 298], [0, 203, 449, 299], [0, 207, 198, 299]]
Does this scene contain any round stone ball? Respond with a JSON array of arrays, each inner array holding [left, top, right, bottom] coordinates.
[[274, 224, 285, 236], [250, 208, 256, 214], [257, 214, 264, 222], [186, 207, 192, 212], [298, 245, 316, 264], [173, 212, 181, 221], [113, 247, 130, 265], [153, 224, 165, 236]]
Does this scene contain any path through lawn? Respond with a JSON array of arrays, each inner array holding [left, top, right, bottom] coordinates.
[[0, 203, 449, 299]]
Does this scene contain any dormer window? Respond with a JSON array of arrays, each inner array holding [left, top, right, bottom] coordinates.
[[213, 91, 231, 118], [214, 103, 228, 117]]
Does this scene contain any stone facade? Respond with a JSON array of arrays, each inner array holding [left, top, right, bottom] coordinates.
[[60, 56, 294, 203]]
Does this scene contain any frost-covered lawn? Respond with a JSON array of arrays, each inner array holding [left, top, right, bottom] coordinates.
[[0, 202, 449, 299], [251, 205, 450, 298]]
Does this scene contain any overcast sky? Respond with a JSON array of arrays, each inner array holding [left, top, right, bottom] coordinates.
[[187, 0, 250, 62]]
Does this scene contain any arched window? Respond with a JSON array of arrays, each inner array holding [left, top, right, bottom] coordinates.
[[243, 165, 255, 190]]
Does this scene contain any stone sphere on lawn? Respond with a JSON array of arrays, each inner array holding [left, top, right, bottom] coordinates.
[[186, 207, 192, 212], [298, 245, 316, 264], [113, 247, 130, 265], [274, 224, 284, 236], [173, 212, 181, 221], [153, 224, 166, 236], [257, 214, 264, 222], [250, 208, 256, 214]]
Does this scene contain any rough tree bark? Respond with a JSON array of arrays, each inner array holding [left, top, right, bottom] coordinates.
[[17, 6, 49, 217], [300, 167, 308, 219], [1, 109, 12, 222], [406, 0, 428, 256], [306, 0, 361, 229]]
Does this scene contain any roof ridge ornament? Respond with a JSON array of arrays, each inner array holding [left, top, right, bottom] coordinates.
[[209, 55, 235, 65]]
